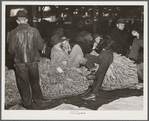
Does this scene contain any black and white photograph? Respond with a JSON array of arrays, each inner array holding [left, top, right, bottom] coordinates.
[[1, 1, 148, 120]]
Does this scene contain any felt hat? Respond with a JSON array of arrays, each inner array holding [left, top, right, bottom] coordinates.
[[60, 36, 69, 41], [16, 10, 28, 18], [117, 18, 125, 24], [51, 34, 63, 45], [93, 33, 103, 40]]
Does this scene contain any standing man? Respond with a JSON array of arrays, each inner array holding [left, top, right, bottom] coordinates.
[[128, 30, 143, 62], [108, 18, 129, 56], [8, 10, 50, 110]]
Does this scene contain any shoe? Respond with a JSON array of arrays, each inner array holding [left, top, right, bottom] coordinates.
[[90, 70, 96, 75], [86, 74, 95, 80], [38, 100, 54, 110], [81, 93, 97, 101], [89, 66, 97, 72]]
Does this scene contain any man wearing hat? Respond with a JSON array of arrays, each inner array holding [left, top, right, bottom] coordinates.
[[81, 38, 114, 101], [50, 34, 87, 68], [8, 10, 51, 109], [108, 18, 129, 55]]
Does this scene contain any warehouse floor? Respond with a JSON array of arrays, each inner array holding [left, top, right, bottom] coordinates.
[[6, 87, 143, 110]]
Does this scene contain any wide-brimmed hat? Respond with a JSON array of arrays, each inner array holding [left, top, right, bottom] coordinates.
[[16, 10, 28, 18], [116, 18, 125, 24], [51, 34, 63, 45]]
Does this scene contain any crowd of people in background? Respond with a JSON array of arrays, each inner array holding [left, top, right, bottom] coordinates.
[[6, 10, 143, 109]]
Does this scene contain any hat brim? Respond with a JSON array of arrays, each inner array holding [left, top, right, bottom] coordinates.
[[116, 22, 125, 24], [17, 15, 28, 18]]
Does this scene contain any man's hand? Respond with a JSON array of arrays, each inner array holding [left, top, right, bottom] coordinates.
[[132, 30, 139, 39], [90, 50, 99, 56], [42, 43, 47, 54]]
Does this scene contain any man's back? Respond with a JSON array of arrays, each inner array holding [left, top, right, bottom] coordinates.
[[8, 23, 44, 63]]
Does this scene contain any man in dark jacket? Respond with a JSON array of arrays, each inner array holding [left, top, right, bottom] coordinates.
[[81, 38, 114, 101], [8, 10, 51, 109], [108, 18, 129, 56]]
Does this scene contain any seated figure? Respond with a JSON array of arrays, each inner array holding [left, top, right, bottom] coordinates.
[[82, 35, 139, 101], [50, 34, 87, 68]]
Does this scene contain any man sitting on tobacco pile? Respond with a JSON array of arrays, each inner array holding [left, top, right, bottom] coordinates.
[[50, 34, 87, 68], [81, 32, 139, 100], [81, 35, 114, 101]]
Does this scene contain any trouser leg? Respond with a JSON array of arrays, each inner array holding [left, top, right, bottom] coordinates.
[[69, 44, 84, 60], [69, 44, 86, 67], [72, 55, 87, 67], [90, 51, 113, 94], [85, 54, 100, 69], [15, 63, 32, 107], [28, 62, 42, 106]]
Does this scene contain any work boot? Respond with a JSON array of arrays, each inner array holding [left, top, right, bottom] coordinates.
[[81, 93, 98, 101], [86, 74, 95, 80]]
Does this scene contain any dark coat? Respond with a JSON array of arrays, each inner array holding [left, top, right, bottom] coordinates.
[[109, 27, 129, 55], [8, 23, 44, 63]]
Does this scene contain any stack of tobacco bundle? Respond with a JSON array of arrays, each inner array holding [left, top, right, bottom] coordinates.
[[5, 58, 92, 106], [5, 66, 21, 107], [38, 58, 93, 99], [137, 62, 143, 81], [102, 52, 139, 90]]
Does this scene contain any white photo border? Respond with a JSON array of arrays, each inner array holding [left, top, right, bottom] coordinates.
[[1, 1, 148, 120]]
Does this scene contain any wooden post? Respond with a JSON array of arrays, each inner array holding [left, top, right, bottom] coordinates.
[[32, 6, 37, 28], [93, 6, 97, 35]]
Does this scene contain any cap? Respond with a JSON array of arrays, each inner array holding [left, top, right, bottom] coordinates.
[[93, 33, 103, 40], [117, 18, 125, 24], [60, 36, 69, 41], [16, 10, 27, 18], [51, 34, 63, 45]]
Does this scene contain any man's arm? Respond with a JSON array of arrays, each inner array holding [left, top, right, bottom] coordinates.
[[35, 29, 45, 50], [8, 32, 16, 54]]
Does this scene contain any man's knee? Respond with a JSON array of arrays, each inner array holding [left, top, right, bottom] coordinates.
[[77, 55, 87, 64], [76, 54, 82, 59], [73, 44, 81, 50]]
